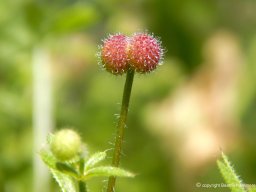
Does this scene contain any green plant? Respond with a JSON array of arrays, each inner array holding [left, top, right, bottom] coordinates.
[[40, 31, 164, 192], [217, 152, 256, 192], [99, 32, 163, 192], [40, 129, 134, 192]]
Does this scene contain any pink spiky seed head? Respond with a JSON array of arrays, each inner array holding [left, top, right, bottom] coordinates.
[[100, 34, 129, 75], [128, 33, 163, 73]]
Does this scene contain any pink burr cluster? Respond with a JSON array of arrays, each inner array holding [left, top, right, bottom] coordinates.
[[99, 32, 164, 75]]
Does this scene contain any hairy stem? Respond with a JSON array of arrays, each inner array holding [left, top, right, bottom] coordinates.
[[106, 69, 135, 192]]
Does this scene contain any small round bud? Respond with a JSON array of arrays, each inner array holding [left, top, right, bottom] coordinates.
[[50, 129, 81, 161], [100, 34, 129, 75], [129, 33, 163, 73]]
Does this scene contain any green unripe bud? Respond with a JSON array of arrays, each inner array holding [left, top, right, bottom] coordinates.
[[50, 129, 82, 161]]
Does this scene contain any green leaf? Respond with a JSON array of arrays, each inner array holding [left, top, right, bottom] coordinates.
[[40, 149, 79, 178], [40, 149, 57, 169], [217, 153, 245, 192], [83, 166, 135, 180], [56, 162, 79, 176], [84, 151, 106, 171], [51, 169, 78, 192]]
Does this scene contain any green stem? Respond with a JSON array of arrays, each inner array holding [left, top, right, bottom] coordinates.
[[106, 69, 135, 192], [78, 181, 87, 192], [79, 158, 87, 192]]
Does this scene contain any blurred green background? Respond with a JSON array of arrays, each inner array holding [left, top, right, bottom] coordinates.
[[1, 0, 256, 192]]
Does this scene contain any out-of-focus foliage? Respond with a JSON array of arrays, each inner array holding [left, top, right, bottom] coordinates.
[[1, 0, 256, 192]]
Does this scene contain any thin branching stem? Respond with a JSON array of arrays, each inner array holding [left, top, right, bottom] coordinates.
[[106, 69, 135, 192]]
